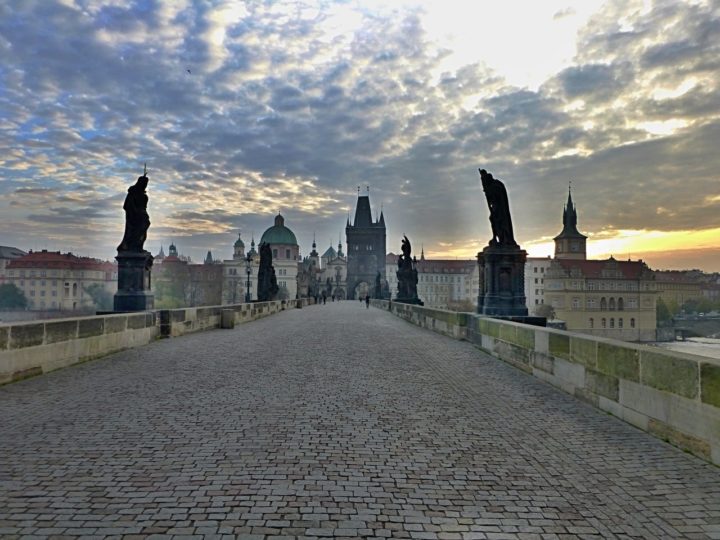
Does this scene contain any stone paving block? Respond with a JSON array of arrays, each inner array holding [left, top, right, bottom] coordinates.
[[1, 302, 719, 539]]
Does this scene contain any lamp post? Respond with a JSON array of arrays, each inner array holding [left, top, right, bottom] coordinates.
[[245, 254, 253, 303]]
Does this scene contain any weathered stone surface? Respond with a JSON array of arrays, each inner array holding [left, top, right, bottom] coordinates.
[[9, 323, 44, 349], [493, 340, 531, 370], [597, 343, 639, 382], [701, 363, 720, 408], [11, 366, 42, 382], [532, 352, 554, 374], [571, 337, 597, 368], [78, 317, 104, 338], [498, 323, 516, 344], [641, 350, 698, 399], [0, 326, 7, 350], [549, 332, 569, 359], [45, 320, 78, 344], [127, 313, 147, 329], [586, 369, 619, 401], [514, 326, 535, 349], [104, 315, 127, 334], [170, 309, 186, 323], [648, 419, 711, 461]]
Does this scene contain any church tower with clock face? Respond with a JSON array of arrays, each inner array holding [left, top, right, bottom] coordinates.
[[554, 185, 587, 260]]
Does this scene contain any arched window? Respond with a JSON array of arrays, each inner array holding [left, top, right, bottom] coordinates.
[[618, 297, 624, 311], [72, 283, 77, 297], [609, 297, 616, 310], [610, 318, 615, 328], [619, 318, 623, 328], [600, 297, 607, 310], [630, 318, 636, 328], [602, 318, 607, 328]]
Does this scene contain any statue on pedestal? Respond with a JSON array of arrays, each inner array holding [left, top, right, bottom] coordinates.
[[118, 169, 151, 253], [480, 168, 517, 247], [114, 165, 154, 312], [257, 242, 279, 302], [395, 236, 423, 305], [477, 168, 527, 318]]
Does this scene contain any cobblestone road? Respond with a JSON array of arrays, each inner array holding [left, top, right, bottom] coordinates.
[[2, 302, 719, 539]]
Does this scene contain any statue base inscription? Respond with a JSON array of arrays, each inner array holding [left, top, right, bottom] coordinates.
[[114, 251, 154, 312], [477, 245, 528, 317]]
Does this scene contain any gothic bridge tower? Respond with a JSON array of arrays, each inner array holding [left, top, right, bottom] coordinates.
[[345, 188, 386, 299]]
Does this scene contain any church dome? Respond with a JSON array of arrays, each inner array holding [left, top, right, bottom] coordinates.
[[260, 213, 297, 246], [234, 233, 245, 249]]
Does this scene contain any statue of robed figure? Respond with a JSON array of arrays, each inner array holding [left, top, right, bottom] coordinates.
[[395, 235, 423, 305], [113, 166, 154, 312], [118, 169, 151, 252], [479, 168, 517, 247], [257, 242, 279, 302]]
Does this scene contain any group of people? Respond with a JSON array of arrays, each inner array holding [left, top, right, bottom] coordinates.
[[312, 292, 370, 308]]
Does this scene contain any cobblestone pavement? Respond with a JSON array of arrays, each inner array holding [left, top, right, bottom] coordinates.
[[2, 302, 720, 540]]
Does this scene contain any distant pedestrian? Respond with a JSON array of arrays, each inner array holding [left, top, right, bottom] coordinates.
[[322, 291, 327, 304], [332, 294, 335, 302], [365, 294, 370, 309]]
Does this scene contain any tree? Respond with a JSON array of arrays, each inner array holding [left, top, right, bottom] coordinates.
[[0, 283, 28, 310], [84, 283, 113, 311], [533, 303, 555, 319], [656, 297, 671, 324]]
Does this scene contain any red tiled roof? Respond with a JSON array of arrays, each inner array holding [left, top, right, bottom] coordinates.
[[7, 250, 116, 271]]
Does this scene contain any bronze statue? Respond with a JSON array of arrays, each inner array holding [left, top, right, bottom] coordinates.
[[479, 168, 517, 247], [395, 235, 421, 304], [118, 169, 151, 252], [257, 242, 279, 301]]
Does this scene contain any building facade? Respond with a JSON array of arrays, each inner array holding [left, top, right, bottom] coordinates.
[[4, 250, 116, 312], [346, 191, 386, 299], [386, 250, 479, 310], [544, 188, 657, 341], [259, 213, 300, 300], [525, 256, 552, 314]]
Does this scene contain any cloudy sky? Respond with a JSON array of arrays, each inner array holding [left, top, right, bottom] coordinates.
[[1, 0, 719, 270]]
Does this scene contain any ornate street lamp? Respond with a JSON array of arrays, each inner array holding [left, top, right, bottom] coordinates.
[[245, 253, 253, 303]]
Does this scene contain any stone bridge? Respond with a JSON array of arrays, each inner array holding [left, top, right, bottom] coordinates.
[[1, 302, 719, 539]]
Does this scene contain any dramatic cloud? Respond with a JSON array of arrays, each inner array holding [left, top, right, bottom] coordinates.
[[1, 0, 718, 270]]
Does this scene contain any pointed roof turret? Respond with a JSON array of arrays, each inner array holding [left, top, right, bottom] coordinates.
[[157, 245, 166, 258], [248, 235, 257, 257], [337, 233, 344, 257], [555, 183, 586, 240], [310, 232, 319, 258], [234, 232, 245, 249], [204, 250, 213, 264], [420, 244, 425, 261]]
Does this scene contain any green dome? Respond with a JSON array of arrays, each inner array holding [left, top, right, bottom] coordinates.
[[234, 233, 245, 248], [260, 214, 297, 246]]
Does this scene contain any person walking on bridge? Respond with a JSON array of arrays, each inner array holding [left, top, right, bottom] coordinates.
[[365, 294, 370, 309]]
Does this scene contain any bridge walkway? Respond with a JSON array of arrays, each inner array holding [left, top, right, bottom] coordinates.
[[1, 301, 719, 538]]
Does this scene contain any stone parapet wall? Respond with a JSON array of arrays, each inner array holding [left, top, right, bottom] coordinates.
[[1, 298, 314, 385], [373, 299, 720, 466]]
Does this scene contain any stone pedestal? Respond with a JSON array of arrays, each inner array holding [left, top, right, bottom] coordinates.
[[478, 245, 528, 317], [114, 251, 154, 312]]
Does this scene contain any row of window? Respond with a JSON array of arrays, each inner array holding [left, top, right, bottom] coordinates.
[[6, 269, 104, 278], [589, 317, 635, 329], [532, 267, 546, 273]]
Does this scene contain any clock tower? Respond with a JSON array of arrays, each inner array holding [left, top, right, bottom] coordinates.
[[553, 185, 587, 260]]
